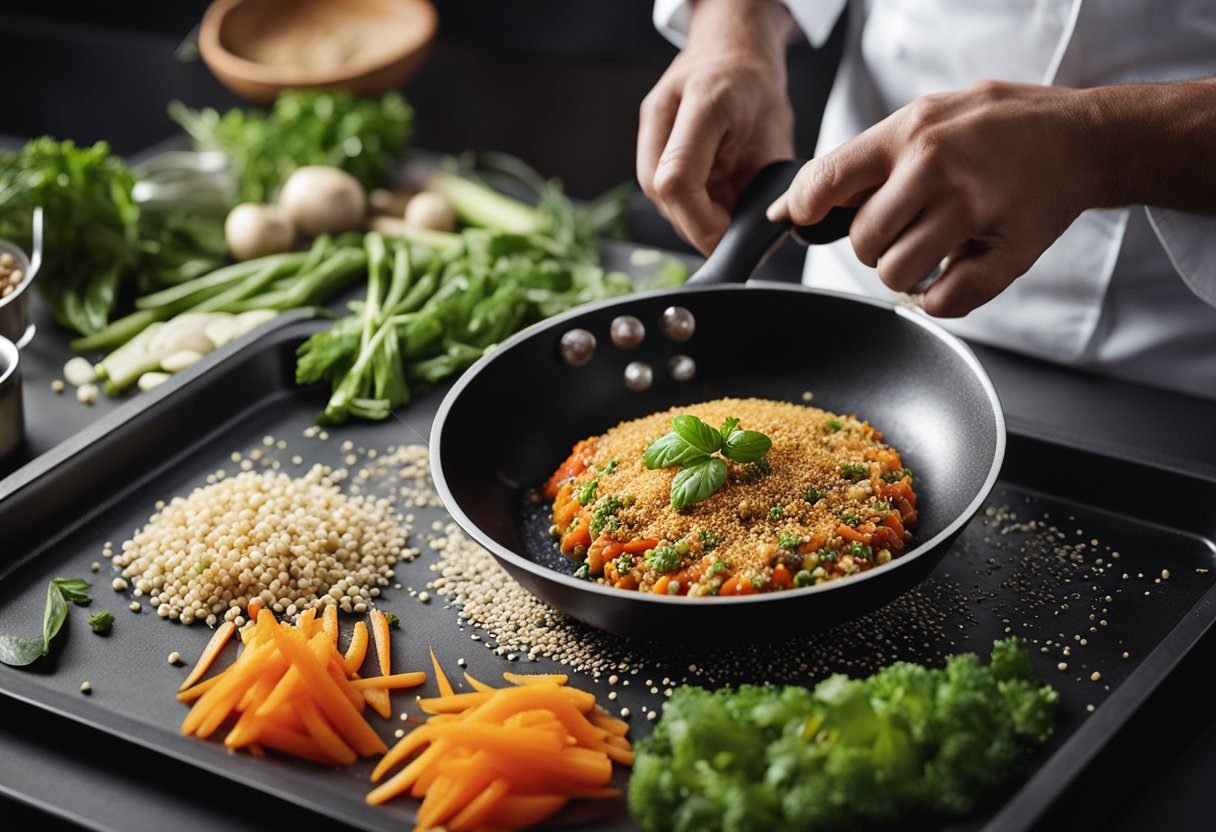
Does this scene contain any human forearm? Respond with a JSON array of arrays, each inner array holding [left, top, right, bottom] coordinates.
[[686, 0, 797, 55], [1087, 77, 1216, 214]]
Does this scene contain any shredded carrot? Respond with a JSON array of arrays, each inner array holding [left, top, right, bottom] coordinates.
[[429, 647, 454, 696], [370, 609, 392, 677], [463, 671, 498, 692], [176, 607, 424, 767], [368, 654, 632, 831], [178, 621, 235, 692], [503, 671, 569, 686], [247, 600, 263, 620]]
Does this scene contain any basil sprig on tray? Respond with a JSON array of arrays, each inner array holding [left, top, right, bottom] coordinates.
[[644, 415, 772, 509], [0, 578, 94, 667]]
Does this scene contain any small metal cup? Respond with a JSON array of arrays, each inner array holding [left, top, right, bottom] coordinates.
[[0, 208, 42, 349], [0, 335, 23, 460]]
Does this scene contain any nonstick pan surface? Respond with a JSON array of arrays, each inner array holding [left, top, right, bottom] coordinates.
[[431, 162, 1005, 640]]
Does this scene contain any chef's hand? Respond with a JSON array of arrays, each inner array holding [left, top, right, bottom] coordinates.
[[767, 81, 1108, 317], [638, 0, 796, 254]]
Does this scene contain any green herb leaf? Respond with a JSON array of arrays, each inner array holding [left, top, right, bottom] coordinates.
[[672, 415, 723, 456], [670, 457, 727, 510], [576, 478, 598, 506], [0, 635, 47, 666], [52, 577, 92, 606], [87, 611, 115, 634], [825, 418, 843, 432], [804, 488, 823, 503], [719, 417, 740, 440], [722, 430, 772, 463], [778, 534, 805, 550], [643, 432, 704, 469], [645, 546, 682, 573], [841, 462, 868, 481], [42, 581, 68, 654], [383, 611, 401, 629]]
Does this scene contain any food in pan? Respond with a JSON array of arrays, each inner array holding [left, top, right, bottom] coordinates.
[[369, 660, 633, 830], [628, 638, 1057, 831], [544, 398, 917, 595]]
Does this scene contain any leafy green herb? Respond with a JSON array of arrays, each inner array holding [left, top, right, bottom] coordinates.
[[88, 611, 115, 634], [825, 418, 843, 432], [841, 462, 868, 481], [794, 569, 815, 587], [645, 546, 682, 573], [747, 458, 772, 477], [778, 534, 805, 550], [629, 639, 1058, 831], [573, 563, 591, 580], [0, 577, 93, 667], [838, 511, 863, 527], [613, 553, 635, 575], [750, 574, 769, 590], [170, 91, 413, 204], [699, 530, 721, 551], [383, 611, 401, 629], [883, 467, 914, 483], [590, 497, 622, 537], [768, 504, 784, 519], [817, 547, 838, 562], [872, 501, 890, 513], [576, 478, 598, 506], [709, 560, 729, 576], [804, 487, 823, 503], [595, 460, 619, 475], [670, 458, 728, 511], [672, 414, 723, 456], [644, 415, 772, 509]]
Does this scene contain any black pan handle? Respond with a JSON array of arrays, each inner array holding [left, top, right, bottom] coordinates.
[[687, 159, 857, 286]]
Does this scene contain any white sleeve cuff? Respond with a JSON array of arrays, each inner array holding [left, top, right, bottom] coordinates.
[[1146, 206, 1216, 308], [653, 0, 848, 50]]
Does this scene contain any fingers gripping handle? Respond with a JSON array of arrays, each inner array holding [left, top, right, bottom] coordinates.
[[688, 160, 857, 286]]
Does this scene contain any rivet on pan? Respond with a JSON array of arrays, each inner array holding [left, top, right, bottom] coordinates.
[[624, 361, 653, 392], [609, 315, 645, 350], [559, 328, 596, 367], [659, 306, 695, 343], [667, 354, 696, 382]]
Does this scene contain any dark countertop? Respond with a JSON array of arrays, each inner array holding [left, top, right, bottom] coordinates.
[[3, 7, 1216, 832]]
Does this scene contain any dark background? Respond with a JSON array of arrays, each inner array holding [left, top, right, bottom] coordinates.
[[1, 3, 1214, 831]]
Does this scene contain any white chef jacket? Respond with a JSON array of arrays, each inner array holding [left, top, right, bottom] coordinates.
[[654, 0, 1216, 399]]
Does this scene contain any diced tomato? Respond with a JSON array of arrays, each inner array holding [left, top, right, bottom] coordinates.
[[542, 440, 596, 498], [772, 564, 793, 589]]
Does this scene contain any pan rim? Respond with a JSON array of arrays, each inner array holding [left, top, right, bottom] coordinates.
[[430, 283, 1006, 608]]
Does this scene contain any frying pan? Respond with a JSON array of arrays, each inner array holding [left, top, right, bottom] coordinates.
[[430, 160, 1005, 641]]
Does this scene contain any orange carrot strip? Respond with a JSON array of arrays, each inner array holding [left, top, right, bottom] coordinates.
[[342, 621, 369, 675], [430, 647, 454, 696], [255, 722, 340, 765], [447, 776, 511, 832], [420, 753, 497, 828], [503, 672, 569, 686], [362, 686, 393, 719], [181, 640, 273, 736], [588, 710, 630, 737], [351, 671, 427, 691], [297, 699, 358, 765], [463, 671, 498, 692], [418, 691, 493, 714], [264, 621, 387, 756], [247, 600, 262, 620], [371, 725, 437, 781], [178, 621, 235, 692], [297, 606, 318, 636], [176, 672, 224, 703], [484, 795, 567, 828], [322, 603, 339, 649], [370, 610, 391, 678], [369, 737, 446, 800]]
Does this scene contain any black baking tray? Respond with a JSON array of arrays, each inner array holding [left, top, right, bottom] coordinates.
[[1, 313, 1214, 832]]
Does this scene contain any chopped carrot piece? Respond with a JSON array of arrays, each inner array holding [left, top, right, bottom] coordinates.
[[362, 685, 393, 719], [430, 647, 455, 696], [176, 672, 225, 703], [447, 776, 511, 831], [247, 600, 262, 620], [463, 671, 498, 692], [370, 609, 392, 677], [351, 672, 427, 691], [484, 795, 567, 828], [178, 621, 235, 692], [342, 621, 369, 675], [321, 603, 339, 648], [503, 671, 569, 686]]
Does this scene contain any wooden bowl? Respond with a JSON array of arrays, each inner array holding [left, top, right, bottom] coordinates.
[[199, 0, 437, 103]]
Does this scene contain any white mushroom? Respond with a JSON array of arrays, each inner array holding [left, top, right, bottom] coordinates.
[[224, 203, 295, 261], [404, 191, 456, 233], [277, 166, 367, 236], [63, 356, 97, 387]]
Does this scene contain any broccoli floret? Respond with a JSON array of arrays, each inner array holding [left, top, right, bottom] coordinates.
[[628, 639, 1057, 831], [645, 545, 681, 573]]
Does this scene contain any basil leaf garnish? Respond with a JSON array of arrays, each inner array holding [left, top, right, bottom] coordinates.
[[670, 457, 727, 510], [643, 432, 705, 469], [722, 430, 772, 463], [672, 415, 723, 456]]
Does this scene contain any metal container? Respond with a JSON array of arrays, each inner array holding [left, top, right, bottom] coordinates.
[[0, 335, 22, 460], [0, 208, 43, 349]]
